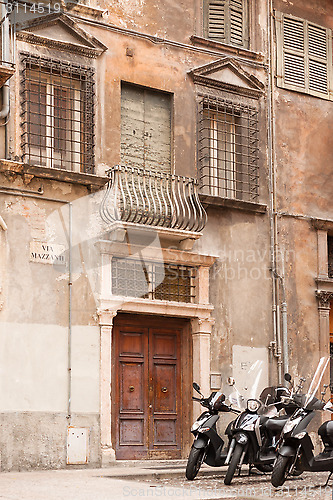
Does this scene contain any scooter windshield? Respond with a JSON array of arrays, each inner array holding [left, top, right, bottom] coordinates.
[[228, 358, 267, 410], [303, 356, 329, 410]]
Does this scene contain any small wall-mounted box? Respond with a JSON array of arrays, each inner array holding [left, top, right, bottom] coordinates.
[[210, 373, 222, 390], [67, 427, 89, 465]]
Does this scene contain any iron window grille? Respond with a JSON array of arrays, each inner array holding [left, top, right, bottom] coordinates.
[[111, 258, 197, 303], [20, 53, 95, 173], [328, 236, 333, 278], [198, 95, 259, 202]]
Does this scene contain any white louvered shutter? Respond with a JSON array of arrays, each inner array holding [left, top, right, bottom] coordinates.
[[283, 16, 306, 88], [308, 24, 329, 95], [276, 12, 332, 99]]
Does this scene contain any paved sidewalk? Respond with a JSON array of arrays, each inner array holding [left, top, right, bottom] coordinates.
[[0, 462, 225, 500], [0, 461, 332, 500]]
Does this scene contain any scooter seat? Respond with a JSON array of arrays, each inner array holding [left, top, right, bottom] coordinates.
[[264, 416, 289, 435]]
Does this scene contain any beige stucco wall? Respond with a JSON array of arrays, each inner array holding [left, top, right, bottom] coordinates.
[[0, 0, 332, 470]]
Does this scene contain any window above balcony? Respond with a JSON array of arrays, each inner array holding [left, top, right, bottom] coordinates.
[[121, 82, 172, 174]]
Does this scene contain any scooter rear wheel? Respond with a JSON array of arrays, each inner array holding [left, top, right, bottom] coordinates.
[[185, 445, 205, 480], [271, 455, 292, 488]]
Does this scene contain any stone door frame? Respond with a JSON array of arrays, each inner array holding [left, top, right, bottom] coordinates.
[[96, 241, 217, 465]]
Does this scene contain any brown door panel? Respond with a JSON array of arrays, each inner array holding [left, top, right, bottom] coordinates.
[[114, 325, 149, 459], [149, 329, 181, 454], [120, 361, 145, 412], [114, 316, 183, 459], [152, 363, 177, 412]]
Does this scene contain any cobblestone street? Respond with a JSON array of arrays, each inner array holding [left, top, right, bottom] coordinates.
[[0, 465, 332, 499], [135, 469, 333, 499]]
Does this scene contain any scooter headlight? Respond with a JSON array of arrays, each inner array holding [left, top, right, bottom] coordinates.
[[235, 433, 248, 445], [247, 399, 261, 413], [191, 422, 200, 432], [294, 431, 307, 440]]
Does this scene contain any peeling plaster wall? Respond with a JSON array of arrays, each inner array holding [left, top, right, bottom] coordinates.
[[197, 208, 272, 385], [272, 0, 333, 377], [0, 0, 331, 470], [0, 179, 101, 470]]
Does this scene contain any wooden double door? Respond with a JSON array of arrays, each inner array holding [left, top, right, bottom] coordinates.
[[113, 315, 185, 459]]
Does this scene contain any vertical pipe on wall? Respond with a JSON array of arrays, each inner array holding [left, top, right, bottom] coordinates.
[[0, 0, 12, 158], [267, 0, 283, 383], [67, 202, 73, 423]]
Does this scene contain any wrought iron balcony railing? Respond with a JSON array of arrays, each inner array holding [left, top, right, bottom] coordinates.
[[100, 166, 207, 233]]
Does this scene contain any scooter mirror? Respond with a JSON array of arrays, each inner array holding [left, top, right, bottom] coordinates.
[[193, 382, 202, 394], [227, 377, 235, 386], [284, 373, 292, 383]]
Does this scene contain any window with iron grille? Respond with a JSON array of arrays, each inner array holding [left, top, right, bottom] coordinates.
[[328, 235, 333, 278], [111, 258, 197, 303], [21, 53, 95, 173], [198, 95, 259, 202], [275, 12, 333, 100], [203, 0, 249, 48]]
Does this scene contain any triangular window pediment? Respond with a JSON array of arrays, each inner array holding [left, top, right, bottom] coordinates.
[[189, 58, 264, 98], [16, 13, 107, 57]]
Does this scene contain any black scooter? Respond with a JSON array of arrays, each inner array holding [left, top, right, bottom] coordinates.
[[186, 382, 240, 480], [271, 360, 333, 488], [224, 385, 291, 485]]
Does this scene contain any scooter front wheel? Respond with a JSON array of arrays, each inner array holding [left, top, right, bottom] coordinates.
[[224, 443, 243, 485], [185, 445, 205, 480], [271, 455, 292, 488]]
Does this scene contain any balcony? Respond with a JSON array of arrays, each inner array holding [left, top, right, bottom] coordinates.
[[100, 166, 207, 247]]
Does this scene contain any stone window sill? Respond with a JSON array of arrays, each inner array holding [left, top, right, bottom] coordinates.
[[190, 35, 264, 64], [199, 194, 267, 214], [0, 160, 108, 188]]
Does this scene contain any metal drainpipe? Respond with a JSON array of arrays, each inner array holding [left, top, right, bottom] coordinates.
[[67, 202, 73, 423], [1, 0, 10, 120], [0, 187, 73, 421], [275, 270, 289, 374], [0, 0, 11, 159], [267, 0, 283, 384]]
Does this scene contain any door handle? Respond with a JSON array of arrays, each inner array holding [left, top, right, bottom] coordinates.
[[129, 386, 135, 392], [149, 405, 152, 409], [161, 387, 168, 393]]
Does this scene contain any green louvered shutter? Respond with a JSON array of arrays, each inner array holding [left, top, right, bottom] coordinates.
[[204, 0, 248, 48], [276, 11, 332, 100], [229, 0, 246, 47], [206, 0, 226, 42]]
